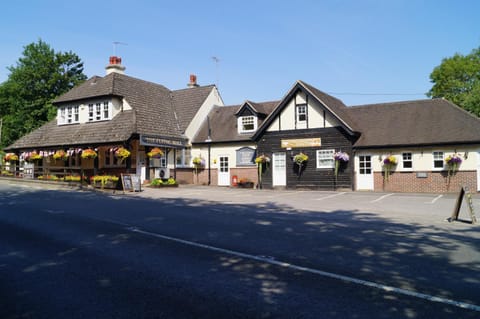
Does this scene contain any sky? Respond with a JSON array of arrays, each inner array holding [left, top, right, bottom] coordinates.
[[1, 0, 479, 106]]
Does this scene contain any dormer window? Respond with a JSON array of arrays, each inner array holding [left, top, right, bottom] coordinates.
[[238, 115, 257, 134], [58, 105, 80, 125]]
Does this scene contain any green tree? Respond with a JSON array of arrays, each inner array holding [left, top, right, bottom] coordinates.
[[427, 47, 480, 117], [0, 39, 87, 147]]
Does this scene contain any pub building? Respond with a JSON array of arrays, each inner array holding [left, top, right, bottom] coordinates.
[[3, 57, 480, 192], [3, 56, 223, 185]]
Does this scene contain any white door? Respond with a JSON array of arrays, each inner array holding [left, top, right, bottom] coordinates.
[[477, 151, 480, 192], [356, 155, 374, 190], [272, 152, 286, 186], [218, 156, 230, 186], [136, 151, 146, 183]]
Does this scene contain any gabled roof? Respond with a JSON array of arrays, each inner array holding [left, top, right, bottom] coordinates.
[[349, 98, 480, 148], [7, 73, 216, 150], [193, 101, 278, 144], [234, 100, 278, 116], [253, 80, 358, 141]]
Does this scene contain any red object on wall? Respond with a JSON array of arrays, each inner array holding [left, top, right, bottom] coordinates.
[[232, 175, 238, 186]]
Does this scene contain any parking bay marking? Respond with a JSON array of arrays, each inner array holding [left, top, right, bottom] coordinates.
[[370, 193, 394, 203], [126, 225, 480, 312], [314, 192, 346, 201]]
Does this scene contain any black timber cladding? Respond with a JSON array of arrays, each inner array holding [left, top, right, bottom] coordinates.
[[256, 127, 357, 190]]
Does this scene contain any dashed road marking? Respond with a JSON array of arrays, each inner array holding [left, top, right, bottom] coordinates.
[[370, 193, 394, 203]]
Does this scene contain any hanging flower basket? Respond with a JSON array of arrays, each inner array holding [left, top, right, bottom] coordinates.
[[192, 156, 205, 168], [115, 147, 131, 162], [81, 149, 97, 159], [383, 155, 397, 181], [24, 151, 43, 163], [255, 154, 270, 189], [293, 152, 309, 165], [53, 150, 69, 161], [333, 151, 349, 179], [4, 153, 18, 162], [147, 147, 164, 158], [445, 154, 462, 178]]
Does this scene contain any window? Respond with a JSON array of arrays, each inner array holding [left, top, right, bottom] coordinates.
[[104, 149, 122, 167], [359, 155, 372, 174], [88, 104, 94, 121], [176, 148, 192, 167], [95, 103, 102, 120], [74, 106, 79, 122], [433, 151, 444, 169], [296, 104, 307, 122], [103, 101, 109, 119], [67, 107, 73, 123], [402, 152, 412, 169], [316, 149, 335, 169], [238, 116, 257, 133]]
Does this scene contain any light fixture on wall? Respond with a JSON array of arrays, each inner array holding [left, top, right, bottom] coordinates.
[[464, 151, 469, 159]]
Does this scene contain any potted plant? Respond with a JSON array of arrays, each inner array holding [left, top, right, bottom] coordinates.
[[91, 175, 119, 189], [334, 151, 350, 180], [237, 178, 254, 188], [293, 152, 309, 177], [149, 177, 178, 188], [81, 149, 97, 159], [115, 147, 131, 163], [4, 153, 18, 163], [383, 155, 397, 181], [445, 153, 462, 180], [147, 147, 164, 158], [53, 150, 69, 161], [24, 151, 43, 163], [255, 154, 270, 189]]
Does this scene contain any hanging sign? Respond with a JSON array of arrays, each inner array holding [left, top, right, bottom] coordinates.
[[281, 138, 321, 148]]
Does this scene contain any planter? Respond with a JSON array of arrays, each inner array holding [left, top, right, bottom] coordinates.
[[149, 183, 179, 188], [92, 180, 118, 189], [237, 182, 254, 188]]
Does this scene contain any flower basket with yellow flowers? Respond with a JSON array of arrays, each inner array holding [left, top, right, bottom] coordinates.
[[255, 154, 270, 189], [115, 147, 131, 163], [91, 175, 119, 189], [24, 151, 43, 163], [4, 153, 18, 163], [382, 155, 397, 181], [53, 150, 69, 161], [147, 147, 164, 158], [81, 149, 97, 159]]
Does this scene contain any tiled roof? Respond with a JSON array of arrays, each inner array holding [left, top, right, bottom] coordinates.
[[193, 101, 279, 143], [171, 85, 217, 132], [349, 98, 480, 148], [7, 111, 135, 149], [7, 73, 215, 150]]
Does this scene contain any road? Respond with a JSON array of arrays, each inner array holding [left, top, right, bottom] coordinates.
[[0, 181, 479, 318]]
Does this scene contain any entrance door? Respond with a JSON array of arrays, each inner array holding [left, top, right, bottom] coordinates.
[[136, 151, 146, 183], [218, 156, 230, 186], [356, 155, 374, 190], [272, 152, 286, 186], [477, 151, 480, 192]]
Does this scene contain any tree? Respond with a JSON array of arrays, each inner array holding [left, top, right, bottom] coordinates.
[[427, 47, 480, 117], [0, 39, 87, 148]]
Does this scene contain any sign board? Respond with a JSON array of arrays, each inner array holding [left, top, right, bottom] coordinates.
[[281, 138, 321, 148], [236, 147, 255, 166], [121, 174, 141, 192], [450, 186, 476, 224]]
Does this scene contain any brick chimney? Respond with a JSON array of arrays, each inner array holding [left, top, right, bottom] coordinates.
[[105, 56, 126, 75], [187, 74, 199, 88]]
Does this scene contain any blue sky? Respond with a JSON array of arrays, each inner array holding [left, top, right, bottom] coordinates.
[[1, 0, 479, 106]]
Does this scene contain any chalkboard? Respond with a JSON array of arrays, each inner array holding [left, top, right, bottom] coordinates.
[[450, 186, 476, 224], [121, 174, 141, 192]]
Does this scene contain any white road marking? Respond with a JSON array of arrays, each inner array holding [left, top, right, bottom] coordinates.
[[126, 225, 480, 312], [314, 192, 346, 201], [426, 195, 443, 204], [370, 193, 394, 203]]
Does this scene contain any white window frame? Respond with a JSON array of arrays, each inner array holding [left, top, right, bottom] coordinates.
[[59, 107, 66, 124], [316, 149, 335, 169], [296, 104, 307, 123], [176, 148, 192, 167], [73, 106, 79, 122], [238, 115, 257, 134], [402, 152, 413, 170], [433, 151, 444, 170]]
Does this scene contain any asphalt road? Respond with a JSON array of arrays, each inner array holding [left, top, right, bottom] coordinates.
[[0, 181, 479, 318]]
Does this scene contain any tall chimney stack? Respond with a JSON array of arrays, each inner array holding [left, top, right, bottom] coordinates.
[[106, 56, 126, 75], [187, 74, 199, 88]]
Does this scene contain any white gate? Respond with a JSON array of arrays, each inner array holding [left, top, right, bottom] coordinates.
[[136, 151, 146, 183], [272, 152, 286, 186], [218, 156, 230, 186], [356, 155, 374, 190]]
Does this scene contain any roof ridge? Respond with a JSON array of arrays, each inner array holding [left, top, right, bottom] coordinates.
[[349, 98, 435, 108]]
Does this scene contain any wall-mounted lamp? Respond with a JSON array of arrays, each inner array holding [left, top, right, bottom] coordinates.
[[464, 151, 469, 159]]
